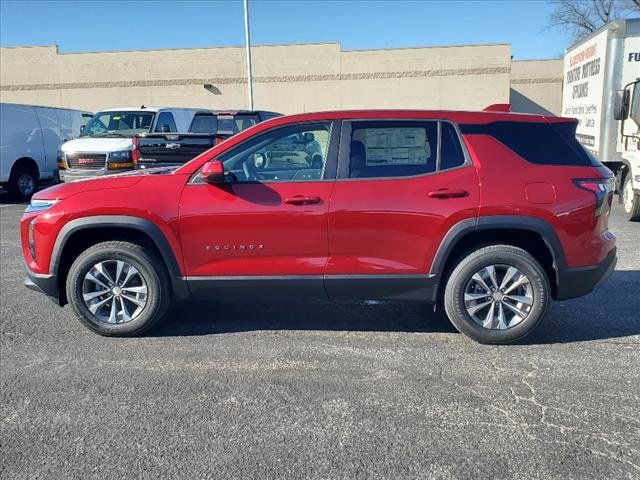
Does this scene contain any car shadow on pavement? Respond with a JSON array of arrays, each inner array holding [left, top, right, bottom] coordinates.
[[152, 299, 457, 337], [522, 270, 640, 345], [152, 270, 640, 343]]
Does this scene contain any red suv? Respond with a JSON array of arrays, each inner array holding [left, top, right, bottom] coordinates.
[[20, 109, 617, 344]]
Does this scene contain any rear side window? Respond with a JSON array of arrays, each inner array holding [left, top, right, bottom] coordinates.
[[189, 114, 260, 134], [349, 121, 438, 178], [190, 114, 216, 133], [440, 122, 466, 170], [460, 121, 600, 166], [155, 112, 177, 132]]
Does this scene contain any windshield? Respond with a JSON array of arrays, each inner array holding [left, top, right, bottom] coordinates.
[[190, 114, 259, 134], [81, 111, 155, 137]]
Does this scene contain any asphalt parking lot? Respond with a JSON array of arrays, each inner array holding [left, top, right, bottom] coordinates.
[[0, 194, 638, 480]]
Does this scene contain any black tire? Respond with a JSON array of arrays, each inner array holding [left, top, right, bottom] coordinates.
[[443, 245, 550, 344], [66, 241, 170, 336], [622, 176, 640, 222], [7, 166, 37, 201]]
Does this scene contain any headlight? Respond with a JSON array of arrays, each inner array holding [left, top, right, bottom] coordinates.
[[109, 150, 132, 161], [28, 218, 36, 259], [107, 150, 133, 170], [25, 199, 59, 213]]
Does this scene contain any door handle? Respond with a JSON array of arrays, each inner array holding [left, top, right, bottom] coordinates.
[[284, 195, 322, 205], [428, 189, 469, 199]]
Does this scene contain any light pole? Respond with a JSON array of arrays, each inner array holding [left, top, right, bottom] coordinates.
[[243, 0, 254, 110]]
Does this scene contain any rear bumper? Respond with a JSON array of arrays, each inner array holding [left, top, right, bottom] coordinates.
[[24, 268, 60, 304], [555, 248, 617, 300]]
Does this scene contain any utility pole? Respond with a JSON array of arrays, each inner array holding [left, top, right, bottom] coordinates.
[[243, 0, 254, 110]]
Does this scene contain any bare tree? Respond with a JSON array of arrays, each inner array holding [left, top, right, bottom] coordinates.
[[547, 0, 640, 41]]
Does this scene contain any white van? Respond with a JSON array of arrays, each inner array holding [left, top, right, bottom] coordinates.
[[58, 106, 204, 182], [0, 103, 92, 199]]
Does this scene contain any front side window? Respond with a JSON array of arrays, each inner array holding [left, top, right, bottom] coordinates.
[[630, 83, 640, 126], [219, 122, 332, 182], [349, 121, 438, 178], [81, 111, 155, 137], [154, 112, 177, 132]]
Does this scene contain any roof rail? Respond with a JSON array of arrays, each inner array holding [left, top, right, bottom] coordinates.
[[483, 103, 511, 112]]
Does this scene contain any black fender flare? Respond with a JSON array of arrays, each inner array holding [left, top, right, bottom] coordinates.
[[429, 215, 566, 282], [49, 215, 189, 300]]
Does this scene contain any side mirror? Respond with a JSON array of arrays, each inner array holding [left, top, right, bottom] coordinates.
[[614, 89, 631, 121], [80, 125, 85, 134], [159, 124, 171, 133], [199, 160, 225, 184]]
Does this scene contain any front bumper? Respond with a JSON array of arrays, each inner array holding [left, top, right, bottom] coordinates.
[[24, 268, 61, 304], [555, 248, 617, 300], [59, 167, 132, 182]]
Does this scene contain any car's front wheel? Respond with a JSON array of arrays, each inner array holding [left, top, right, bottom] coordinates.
[[66, 241, 170, 336], [444, 245, 550, 344], [622, 175, 640, 222]]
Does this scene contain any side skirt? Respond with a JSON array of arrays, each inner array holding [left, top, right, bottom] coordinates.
[[185, 274, 439, 302]]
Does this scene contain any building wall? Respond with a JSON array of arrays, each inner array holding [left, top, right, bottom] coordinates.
[[1, 43, 512, 114], [510, 59, 564, 115], [1, 43, 563, 116]]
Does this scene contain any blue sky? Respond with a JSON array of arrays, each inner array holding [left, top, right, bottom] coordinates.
[[0, 0, 571, 59]]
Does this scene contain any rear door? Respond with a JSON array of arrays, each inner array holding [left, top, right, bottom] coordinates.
[[34, 107, 64, 180], [326, 119, 480, 299]]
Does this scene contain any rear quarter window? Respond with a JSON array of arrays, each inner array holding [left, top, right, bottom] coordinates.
[[460, 121, 600, 167]]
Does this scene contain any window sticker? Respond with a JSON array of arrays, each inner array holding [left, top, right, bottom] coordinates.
[[358, 128, 430, 166]]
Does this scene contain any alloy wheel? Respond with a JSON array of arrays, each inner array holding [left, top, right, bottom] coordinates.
[[81, 259, 148, 324], [463, 264, 534, 330]]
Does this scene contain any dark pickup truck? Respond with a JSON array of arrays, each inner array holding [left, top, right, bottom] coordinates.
[[134, 110, 281, 168]]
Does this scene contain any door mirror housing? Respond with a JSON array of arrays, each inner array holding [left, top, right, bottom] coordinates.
[[614, 89, 631, 120], [199, 160, 225, 184]]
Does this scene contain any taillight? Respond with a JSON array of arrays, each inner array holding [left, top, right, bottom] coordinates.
[[131, 136, 139, 164], [573, 177, 615, 217]]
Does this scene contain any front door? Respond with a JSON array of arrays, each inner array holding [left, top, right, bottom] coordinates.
[[326, 119, 480, 300], [179, 121, 340, 298]]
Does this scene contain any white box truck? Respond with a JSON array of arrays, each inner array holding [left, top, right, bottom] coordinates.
[[0, 103, 92, 200], [562, 18, 640, 220]]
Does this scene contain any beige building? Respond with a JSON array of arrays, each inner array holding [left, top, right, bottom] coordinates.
[[0, 42, 562, 116]]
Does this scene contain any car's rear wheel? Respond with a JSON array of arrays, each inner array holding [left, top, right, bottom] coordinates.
[[7, 166, 37, 201], [444, 245, 550, 344], [66, 241, 170, 336], [622, 176, 640, 222]]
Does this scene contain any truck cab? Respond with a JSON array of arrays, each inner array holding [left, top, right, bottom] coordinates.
[[615, 76, 640, 219], [134, 110, 282, 170], [58, 106, 202, 182], [562, 18, 640, 221]]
